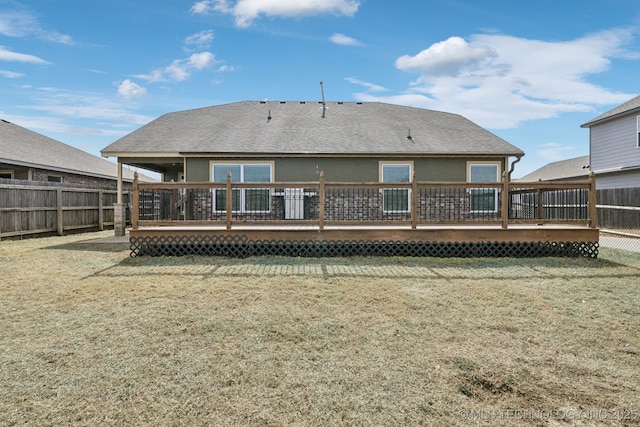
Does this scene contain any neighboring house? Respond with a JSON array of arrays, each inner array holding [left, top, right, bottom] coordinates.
[[1, 118, 145, 187], [581, 94, 640, 190], [518, 155, 590, 182], [101, 100, 524, 190]]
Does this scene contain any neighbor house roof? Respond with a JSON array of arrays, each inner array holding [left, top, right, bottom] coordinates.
[[581, 95, 640, 128], [1, 119, 147, 182], [101, 101, 524, 157], [518, 155, 590, 181]]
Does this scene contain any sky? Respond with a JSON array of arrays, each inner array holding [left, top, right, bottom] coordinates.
[[1, 0, 640, 178]]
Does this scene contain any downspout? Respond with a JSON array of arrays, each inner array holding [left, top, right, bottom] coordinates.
[[508, 155, 523, 181]]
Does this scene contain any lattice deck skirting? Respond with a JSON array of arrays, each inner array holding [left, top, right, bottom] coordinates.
[[130, 234, 598, 258]]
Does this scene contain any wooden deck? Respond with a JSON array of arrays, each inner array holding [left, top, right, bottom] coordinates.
[[131, 223, 597, 242], [127, 174, 600, 257], [129, 224, 600, 258]]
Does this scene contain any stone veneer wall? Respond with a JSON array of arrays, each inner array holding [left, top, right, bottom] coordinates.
[[144, 189, 501, 223], [29, 167, 128, 189]]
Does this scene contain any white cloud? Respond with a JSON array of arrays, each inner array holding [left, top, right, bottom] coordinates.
[[0, 69, 24, 78], [117, 79, 148, 101], [8, 88, 154, 139], [0, 46, 49, 63], [191, 0, 360, 28], [361, 29, 637, 129], [396, 36, 493, 75], [344, 77, 387, 92], [537, 143, 576, 161], [138, 52, 217, 83], [185, 30, 215, 49], [0, 10, 73, 44], [330, 33, 362, 46]]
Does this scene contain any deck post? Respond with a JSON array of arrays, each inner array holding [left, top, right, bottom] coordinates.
[[319, 171, 325, 230], [131, 172, 139, 230], [537, 179, 544, 222], [411, 171, 417, 229], [501, 171, 509, 229], [169, 179, 175, 221], [226, 171, 232, 230], [588, 172, 597, 228]]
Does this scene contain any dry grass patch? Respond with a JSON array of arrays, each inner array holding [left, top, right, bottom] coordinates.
[[1, 231, 640, 426]]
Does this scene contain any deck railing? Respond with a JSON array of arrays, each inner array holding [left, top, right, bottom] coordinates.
[[131, 172, 597, 230]]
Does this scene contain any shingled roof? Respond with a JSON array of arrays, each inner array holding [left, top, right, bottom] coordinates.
[[518, 155, 590, 182], [101, 101, 524, 157], [581, 95, 640, 128], [1, 119, 141, 182]]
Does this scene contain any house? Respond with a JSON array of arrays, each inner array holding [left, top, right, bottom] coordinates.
[[1, 118, 142, 187], [581, 94, 640, 190], [101, 100, 524, 187], [518, 155, 590, 182], [101, 101, 599, 258]]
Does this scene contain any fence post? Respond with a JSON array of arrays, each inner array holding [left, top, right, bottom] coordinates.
[[131, 173, 139, 230], [589, 172, 597, 228], [57, 187, 64, 236], [98, 189, 104, 231], [411, 171, 417, 229], [319, 171, 325, 230], [501, 171, 509, 229], [226, 171, 232, 230]]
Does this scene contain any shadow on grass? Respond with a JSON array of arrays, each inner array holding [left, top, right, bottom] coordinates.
[[47, 241, 131, 253], [85, 251, 640, 282]]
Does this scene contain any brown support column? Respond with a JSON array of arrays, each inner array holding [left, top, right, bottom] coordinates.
[[131, 172, 139, 230], [319, 171, 325, 230], [501, 171, 509, 229], [226, 171, 232, 230], [588, 172, 597, 228], [411, 171, 417, 229], [113, 161, 126, 236]]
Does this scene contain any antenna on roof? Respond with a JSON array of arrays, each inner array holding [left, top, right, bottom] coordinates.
[[407, 128, 414, 143], [267, 109, 272, 123], [320, 81, 326, 118]]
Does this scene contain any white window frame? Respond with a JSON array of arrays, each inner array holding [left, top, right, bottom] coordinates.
[[0, 170, 14, 179], [637, 116, 640, 148], [47, 174, 62, 183], [211, 162, 273, 213], [380, 162, 413, 213], [467, 162, 501, 213]]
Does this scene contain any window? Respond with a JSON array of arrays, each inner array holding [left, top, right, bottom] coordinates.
[[47, 175, 62, 183], [0, 170, 13, 179], [637, 116, 640, 148], [381, 163, 411, 212], [212, 163, 272, 212], [468, 163, 499, 212]]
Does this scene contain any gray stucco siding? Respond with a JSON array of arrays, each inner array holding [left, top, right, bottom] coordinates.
[[590, 114, 640, 172], [185, 156, 506, 183]]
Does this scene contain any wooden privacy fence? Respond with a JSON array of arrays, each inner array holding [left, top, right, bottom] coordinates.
[[131, 172, 597, 230], [0, 182, 130, 239], [596, 187, 640, 236]]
